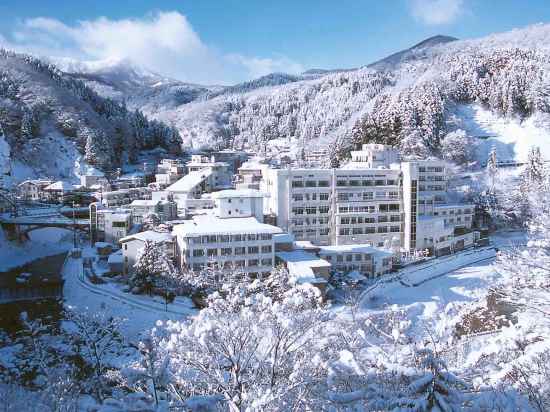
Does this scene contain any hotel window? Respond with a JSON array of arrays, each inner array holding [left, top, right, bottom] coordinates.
[[248, 234, 257, 241], [292, 207, 304, 215], [346, 255, 353, 262], [248, 246, 259, 254], [390, 226, 400, 232], [355, 254, 362, 261], [337, 180, 347, 187], [292, 194, 303, 201], [378, 227, 388, 233], [352, 228, 363, 235], [375, 180, 385, 186], [306, 207, 317, 214], [389, 204, 400, 211], [320, 193, 329, 201], [232, 234, 242, 242], [193, 249, 204, 257], [235, 247, 246, 255], [261, 258, 273, 266], [305, 180, 317, 187], [339, 228, 351, 235], [365, 227, 376, 234], [362, 180, 374, 186], [340, 217, 350, 225], [291, 180, 304, 188], [349, 180, 360, 186], [207, 235, 217, 243], [318, 180, 329, 187], [207, 248, 218, 257], [363, 192, 374, 200], [319, 206, 329, 214], [261, 245, 272, 253], [248, 259, 259, 267], [319, 228, 329, 236], [218, 235, 230, 243], [338, 193, 350, 201], [221, 248, 232, 256]]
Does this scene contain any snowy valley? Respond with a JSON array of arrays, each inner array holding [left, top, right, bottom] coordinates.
[[2, 17, 550, 412]]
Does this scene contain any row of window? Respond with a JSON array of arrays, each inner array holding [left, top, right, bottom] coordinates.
[[338, 226, 400, 235], [337, 191, 399, 201], [292, 217, 330, 226], [340, 215, 400, 224], [292, 206, 330, 215], [191, 245, 273, 257], [434, 209, 472, 215], [291, 180, 330, 188], [189, 233, 273, 244], [337, 179, 397, 187], [292, 193, 330, 202], [419, 185, 445, 192], [324, 253, 373, 263], [418, 166, 444, 173], [338, 204, 400, 214], [191, 258, 273, 271]]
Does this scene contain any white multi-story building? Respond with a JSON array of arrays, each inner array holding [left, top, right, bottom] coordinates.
[[186, 155, 232, 189], [155, 159, 185, 188], [129, 199, 178, 224], [263, 144, 476, 255], [89, 203, 134, 244], [99, 187, 152, 208], [17, 179, 53, 202], [119, 230, 175, 275], [173, 189, 282, 276]]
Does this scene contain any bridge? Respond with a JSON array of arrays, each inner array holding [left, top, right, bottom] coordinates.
[[0, 210, 89, 241]]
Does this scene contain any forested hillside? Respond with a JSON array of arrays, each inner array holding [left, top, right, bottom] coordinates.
[[0, 50, 181, 180]]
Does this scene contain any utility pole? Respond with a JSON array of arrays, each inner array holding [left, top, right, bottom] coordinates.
[[72, 201, 77, 249]]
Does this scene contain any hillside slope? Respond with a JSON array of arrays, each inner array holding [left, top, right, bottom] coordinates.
[[140, 24, 550, 165], [0, 51, 181, 183]]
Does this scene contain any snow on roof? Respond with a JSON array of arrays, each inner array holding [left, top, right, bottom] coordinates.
[[94, 242, 111, 248], [166, 170, 213, 193], [130, 199, 161, 206], [276, 250, 330, 284], [173, 215, 282, 237], [276, 250, 331, 268], [44, 181, 75, 191], [119, 230, 174, 244], [273, 233, 295, 243], [211, 189, 264, 199], [107, 250, 124, 264], [319, 244, 394, 257]]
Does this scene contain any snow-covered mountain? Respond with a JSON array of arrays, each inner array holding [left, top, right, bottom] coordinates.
[[127, 24, 550, 164], [0, 51, 181, 183]]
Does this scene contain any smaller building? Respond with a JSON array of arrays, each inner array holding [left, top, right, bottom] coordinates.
[[129, 199, 178, 224], [89, 203, 134, 244], [119, 230, 175, 275], [17, 179, 53, 202], [186, 155, 232, 189], [211, 189, 265, 222], [43, 181, 75, 203], [100, 187, 152, 208], [155, 159, 185, 188], [275, 249, 331, 291], [318, 244, 393, 277]]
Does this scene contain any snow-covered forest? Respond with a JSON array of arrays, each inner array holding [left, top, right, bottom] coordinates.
[[0, 50, 181, 177]]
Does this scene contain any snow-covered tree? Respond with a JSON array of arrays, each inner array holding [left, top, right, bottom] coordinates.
[[67, 310, 125, 401], [486, 146, 499, 190], [441, 129, 473, 165]]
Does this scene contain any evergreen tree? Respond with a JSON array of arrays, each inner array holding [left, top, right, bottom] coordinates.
[[131, 240, 164, 294], [396, 348, 469, 411]]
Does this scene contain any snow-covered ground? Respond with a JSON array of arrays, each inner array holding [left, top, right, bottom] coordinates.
[[63, 249, 195, 340], [0, 227, 73, 271], [454, 104, 550, 164]]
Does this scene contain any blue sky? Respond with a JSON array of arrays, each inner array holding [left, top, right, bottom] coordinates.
[[0, 0, 549, 84]]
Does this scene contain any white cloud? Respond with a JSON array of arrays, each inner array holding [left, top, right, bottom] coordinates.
[[410, 0, 464, 25], [0, 11, 304, 85]]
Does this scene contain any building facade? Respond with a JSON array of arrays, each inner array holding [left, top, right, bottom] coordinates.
[[89, 203, 134, 244], [263, 144, 475, 254]]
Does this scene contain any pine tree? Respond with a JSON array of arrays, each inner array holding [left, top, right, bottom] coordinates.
[[131, 240, 164, 294], [397, 348, 469, 411], [523, 146, 546, 187]]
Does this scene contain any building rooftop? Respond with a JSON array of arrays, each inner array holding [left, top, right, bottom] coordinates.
[[276, 250, 330, 285], [130, 199, 170, 207], [119, 230, 173, 244], [318, 244, 393, 257], [211, 189, 264, 199], [173, 215, 283, 237], [44, 181, 74, 191], [166, 170, 213, 193], [273, 233, 295, 244]]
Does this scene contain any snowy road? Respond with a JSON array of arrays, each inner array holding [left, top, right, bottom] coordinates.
[[62, 256, 193, 339]]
